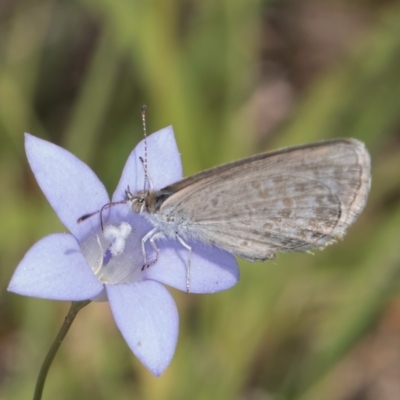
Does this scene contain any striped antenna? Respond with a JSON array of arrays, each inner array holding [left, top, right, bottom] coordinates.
[[141, 105, 149, 191]]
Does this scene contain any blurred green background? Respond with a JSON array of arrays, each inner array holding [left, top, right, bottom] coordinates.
[[1, 0, 400, 399]]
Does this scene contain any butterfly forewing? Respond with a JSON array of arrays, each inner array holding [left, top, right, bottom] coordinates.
[[157, 139, 370, 261]]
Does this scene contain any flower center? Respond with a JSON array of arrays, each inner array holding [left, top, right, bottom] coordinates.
[[79, 221, 144, 284]]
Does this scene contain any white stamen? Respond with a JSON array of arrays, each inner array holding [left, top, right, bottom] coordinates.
[[104, 222, 132, 256]]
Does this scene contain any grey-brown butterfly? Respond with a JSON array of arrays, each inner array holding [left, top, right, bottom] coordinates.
[[79, 117, 371, 292], [125, 136, 371, 292]]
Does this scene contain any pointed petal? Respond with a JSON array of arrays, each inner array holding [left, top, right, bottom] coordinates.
[[107, 281, 179, 376], [144, 240, 240, 293], [113, 126, 182, 201], [8, 234, 103, 301], [25, 134, 110, 240]]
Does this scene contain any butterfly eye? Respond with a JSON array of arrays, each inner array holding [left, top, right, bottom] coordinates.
[[130, 196, 147, 213], [138, 198, 148, 213]]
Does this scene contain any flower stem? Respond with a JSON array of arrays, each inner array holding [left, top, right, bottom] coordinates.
[[33, 300, 91, 400]]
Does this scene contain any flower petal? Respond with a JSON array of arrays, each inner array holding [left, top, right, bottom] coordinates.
[[107, 281, 179, 376], [144, 240, 240, 293], [8, 234, 104, 300], [25, 134, 110, 240], [112, 126, 182, 201]]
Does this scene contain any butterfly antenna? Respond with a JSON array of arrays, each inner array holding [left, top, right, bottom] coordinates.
[[141, 105, 149, 191], [77, 210, 100, 223], [77, 199, 128, 230]]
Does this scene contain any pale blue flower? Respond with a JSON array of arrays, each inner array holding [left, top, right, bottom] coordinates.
[[8, 127, 239, 375]]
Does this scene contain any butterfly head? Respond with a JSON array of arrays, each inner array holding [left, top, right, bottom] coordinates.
[[126, 189, 157, 214]]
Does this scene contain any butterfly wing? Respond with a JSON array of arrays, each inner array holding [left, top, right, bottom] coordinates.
[[158, 139, 371, 261]]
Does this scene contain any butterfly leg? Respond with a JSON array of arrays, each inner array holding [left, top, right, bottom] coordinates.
[[176, 235, 192, 293], [147, 231, 164, 267], [141, 227, 158, 269]]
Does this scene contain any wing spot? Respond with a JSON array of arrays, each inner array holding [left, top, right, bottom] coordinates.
[[263, 222, 273, 230], [283, 198, 294, 208], [278, 209, 292, 218], [211, 198, 219, 207], [259, 189, 270, 199]]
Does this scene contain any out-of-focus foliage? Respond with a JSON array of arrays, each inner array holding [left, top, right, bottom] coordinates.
[[1, 0, 400, 399]]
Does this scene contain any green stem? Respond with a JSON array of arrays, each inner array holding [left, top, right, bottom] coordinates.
[[33, 300, 91, 400]]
